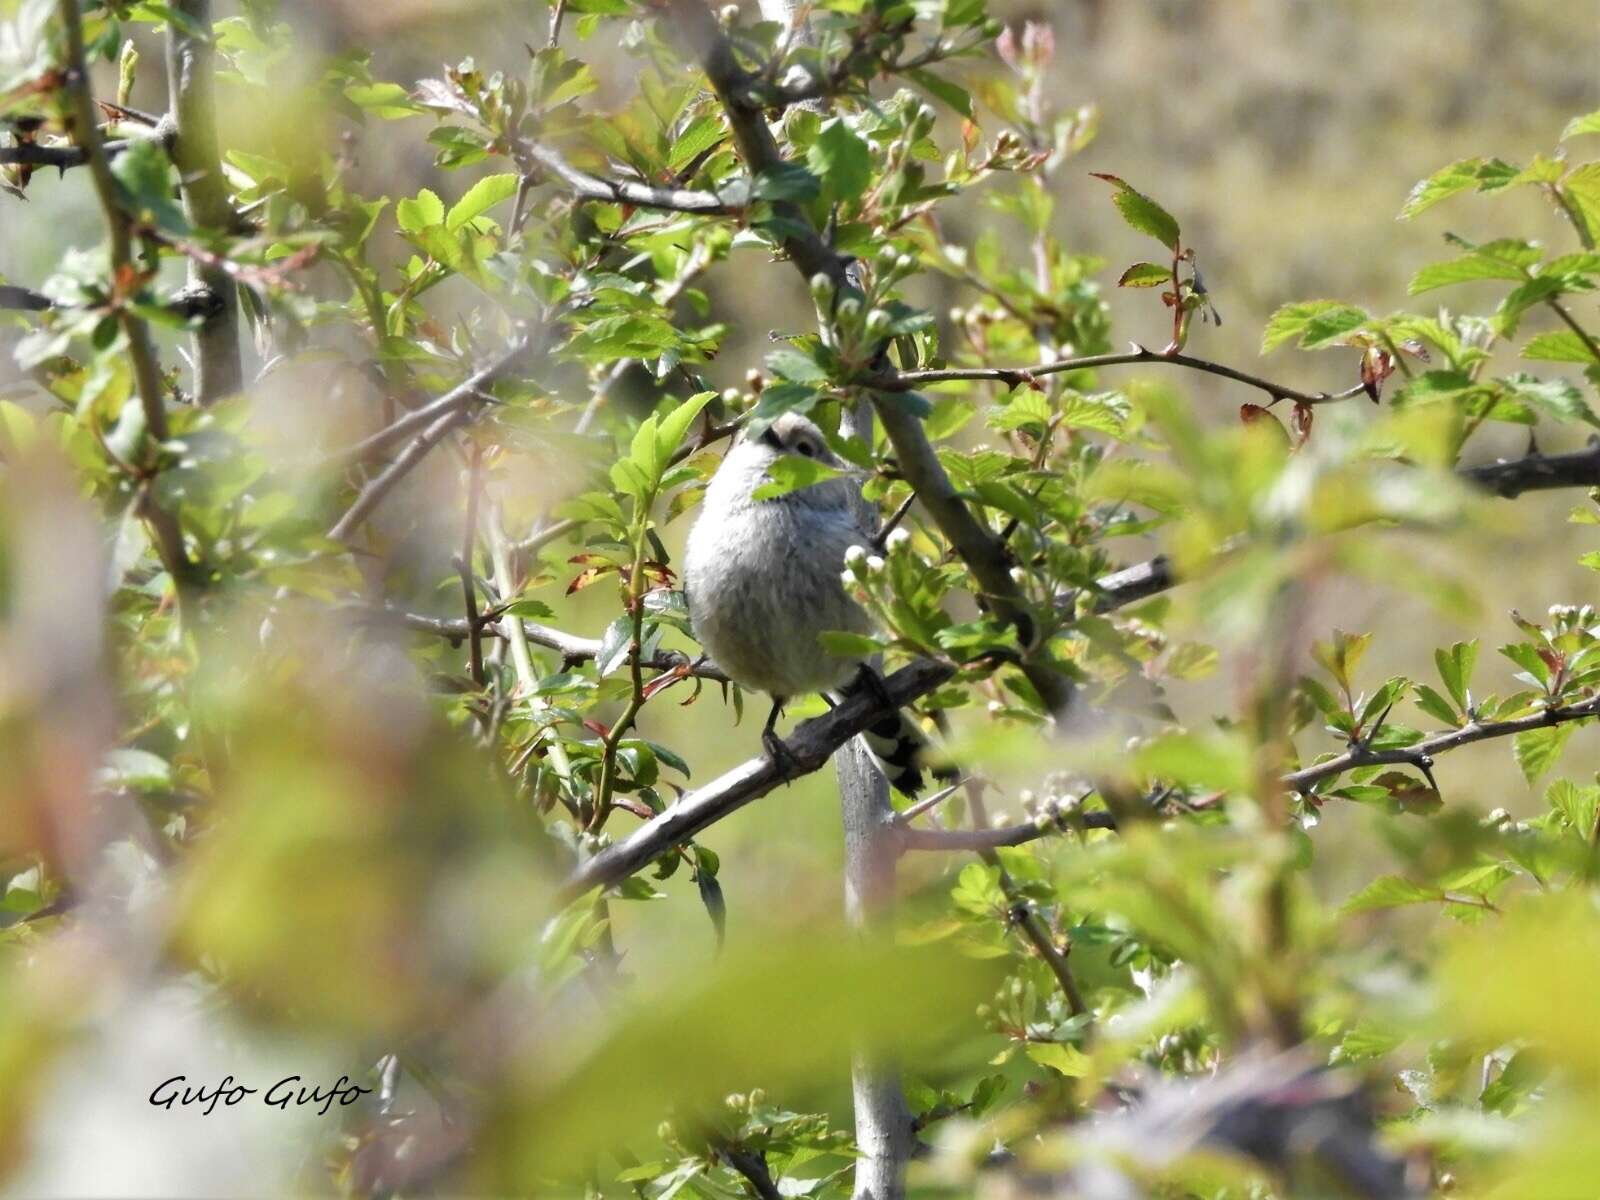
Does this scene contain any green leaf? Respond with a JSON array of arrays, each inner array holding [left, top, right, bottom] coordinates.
[[1261, 301, 1368, 354], [666, 114, 726, 171], [1547, 779, 1600, 839], [1522, 330, 1600, 363], [1341, 875, 1444, 914], [1117, 262, 1172, 288], [110, 138, 188, 235], [818, 630, 884, 658], [752, 455, 846, 500], [1515, 723, 1576, 783], [1412, 684, 1461, 728], [1564, 111, 1600, 140], [1025, 1041, 1091, 1078], [1502, 374, 1600, 428], [906, 68, 972, 118], [1135, 730, 1252, 793], [1409, 243, 1537, 294], [1091, 173, 1180, 252], [1435, 640, 1478, 712], [1560, 162, 1600, 245], [96, 747, 173, 793], [396, 188, 445, 233], [1398, 157, 1519, 219], [807, 118, 872, 203], [446, 173, 520, 230], [653, 391, 716, 470]]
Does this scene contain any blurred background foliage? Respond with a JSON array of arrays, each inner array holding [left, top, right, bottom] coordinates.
[[2, 1, 1600, 1197]]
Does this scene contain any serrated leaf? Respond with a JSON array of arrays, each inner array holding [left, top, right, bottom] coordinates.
[[1399, 157, 1518, 219], [1117, 262, 1172, 288], [446, 172, 520, 230], [1261, 301, 1369, 354], [807, 118, 872, 203], [1091, 173, 1180, 252], [1523, 330, 1600, 363], [1514, 723, 1576, 783], [396, 188, 445, 233], [1342, 874, 1444, 914], [1435, 640, 1478, 712], [1563, 111, 1600, 141]]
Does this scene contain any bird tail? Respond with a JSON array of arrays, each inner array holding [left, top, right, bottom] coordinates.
[[831, 676, 956, 798]]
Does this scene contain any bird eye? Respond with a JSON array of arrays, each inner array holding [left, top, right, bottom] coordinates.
[[797, 440, 816, 458]]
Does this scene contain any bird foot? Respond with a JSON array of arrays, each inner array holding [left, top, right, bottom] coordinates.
[[762, 727, 801, 779]]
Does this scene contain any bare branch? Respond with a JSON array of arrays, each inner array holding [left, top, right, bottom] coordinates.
[[870, 347, 1367, 408], [897, 809, 1117, 852], [522, 142, 744, 216], [1459, 438, 1600, 498], [555, 657, 957, 903], [0, 284, 52, 312]]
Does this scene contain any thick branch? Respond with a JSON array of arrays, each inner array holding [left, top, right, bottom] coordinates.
[[873, 396, 1075, 715], [57, 0, 198, 598], [668, 0, 854, 287], [1459, 439, 1600, 498], [870, 348, 1367, 408], [522, 142, 743, 216], [555, 657, 957, 902], [0, 137, 138, 168], [0, 284, 52, 312], [166, 0, 244, 404]]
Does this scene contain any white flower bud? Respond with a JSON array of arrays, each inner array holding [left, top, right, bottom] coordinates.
[[896, 253, 915, 273], [844, 544, 869, 570], [885, 527, 911, 552], [865, 555, 886, 577], [865, 308, 892, 335]]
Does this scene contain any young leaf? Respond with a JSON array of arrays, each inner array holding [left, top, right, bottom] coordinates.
[[1090, 173, 1180, 252], [1435, 640, 1478, 712], [446, 172, 520, 230]]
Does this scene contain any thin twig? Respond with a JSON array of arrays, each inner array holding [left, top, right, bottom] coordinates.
[[1284, 693, 1600, 792], [458, 442, 487, 688], [870, 347, 1367, 408]]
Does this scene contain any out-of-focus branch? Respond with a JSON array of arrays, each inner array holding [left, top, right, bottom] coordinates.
[[1459, 438, 1600, 498], [333, 339, 537, 467], [555, 657, 957, 903], [522, 142, 743, 215], [56, 0, 199, 598], [869, 347, 1367, 408], [896, 809, 1117, 852], [0, 284, 52, 312], [166, 0, 244, 404]]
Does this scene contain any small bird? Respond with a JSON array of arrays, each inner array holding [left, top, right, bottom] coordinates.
[[683, 411, 943, 795]]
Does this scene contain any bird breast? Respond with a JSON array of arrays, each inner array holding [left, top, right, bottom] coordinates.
[[684, 498, 872, 698]]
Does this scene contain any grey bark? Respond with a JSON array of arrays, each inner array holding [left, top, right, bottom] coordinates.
[[166, 0, 244, 404]]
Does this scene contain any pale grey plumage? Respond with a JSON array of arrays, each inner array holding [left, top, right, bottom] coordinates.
[[685, 412, 870, 697], [684, 412, 947, 795]]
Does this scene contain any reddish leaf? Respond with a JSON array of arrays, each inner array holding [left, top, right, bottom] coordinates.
[[1360, 346, 1394, 403], [1292, 402, 1314, 448]]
